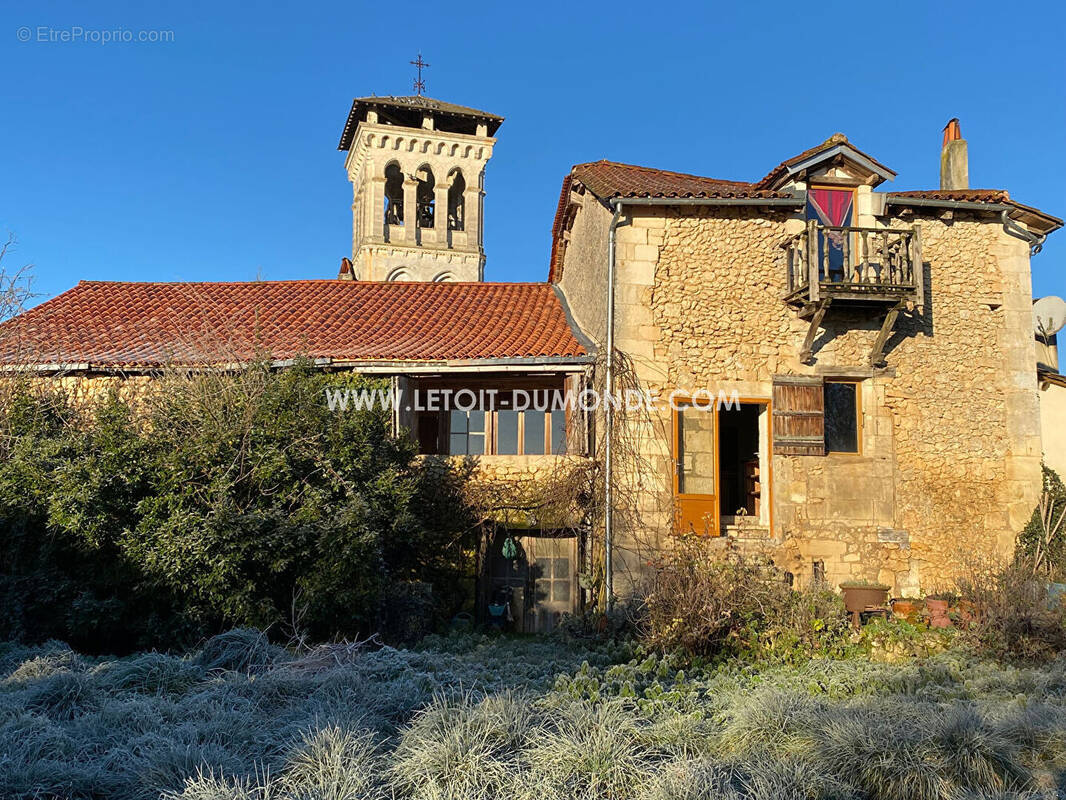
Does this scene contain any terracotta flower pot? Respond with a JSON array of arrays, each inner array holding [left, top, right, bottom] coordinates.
[[926, 598, 951, 628], [891, 598, 922, 623]]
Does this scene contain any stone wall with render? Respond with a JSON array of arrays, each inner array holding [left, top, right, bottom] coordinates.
[[558, 199, 1043, 597]]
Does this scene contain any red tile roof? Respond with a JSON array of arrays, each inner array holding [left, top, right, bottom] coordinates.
[[885, 190, 1063, 232], [754, 133, 896, 189], [0, 280, 588, 369], [570, 160, 790, 200], [887, 189, 1012, 203]]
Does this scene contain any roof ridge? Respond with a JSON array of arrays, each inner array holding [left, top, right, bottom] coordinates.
[[70, 279, 554, 288]]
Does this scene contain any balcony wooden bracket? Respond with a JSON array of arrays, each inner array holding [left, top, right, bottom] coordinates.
[[799, 298, 831, 364], [869, 299, 906, 367]]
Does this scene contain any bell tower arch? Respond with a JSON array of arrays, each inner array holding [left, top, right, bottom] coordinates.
[[338, 96, 503, 282]]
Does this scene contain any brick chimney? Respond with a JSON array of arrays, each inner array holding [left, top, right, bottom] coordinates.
[[940, 118, 968, 191]]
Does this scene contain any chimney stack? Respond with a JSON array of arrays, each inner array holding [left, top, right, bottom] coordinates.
[[940, 118, 969, 191]]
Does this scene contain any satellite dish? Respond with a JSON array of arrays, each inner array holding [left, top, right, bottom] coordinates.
[[1034, 296, 1066, 337]]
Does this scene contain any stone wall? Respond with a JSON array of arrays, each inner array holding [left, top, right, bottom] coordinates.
[[13, 373, 156, 410], [345, 122, 492, 282], [557, 198, 1043, 597]]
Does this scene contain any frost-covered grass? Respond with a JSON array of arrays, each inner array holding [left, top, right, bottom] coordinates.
[[1, 630, 1064, 799]]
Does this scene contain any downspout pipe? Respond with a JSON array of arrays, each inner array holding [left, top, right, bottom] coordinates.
[[601, 193, 801, 610], [604, 199, 627, 610], [1001, 210, 1047, 256], [883, 196, 1052, 257]]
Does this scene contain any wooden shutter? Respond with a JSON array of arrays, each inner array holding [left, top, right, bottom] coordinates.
[[772, 375, 825, 456]]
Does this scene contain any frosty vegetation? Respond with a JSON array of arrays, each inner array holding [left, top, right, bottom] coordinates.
[[1, 629, 1065, 800]]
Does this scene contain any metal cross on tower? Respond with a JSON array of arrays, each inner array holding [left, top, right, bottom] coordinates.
[[410, 53, 429, 96]]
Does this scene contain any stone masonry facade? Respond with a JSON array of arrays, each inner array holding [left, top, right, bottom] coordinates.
[[557, 194, 1043, 597]]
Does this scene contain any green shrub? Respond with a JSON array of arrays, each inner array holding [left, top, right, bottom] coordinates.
[[1017, 465, 1066, 579], [0, 361, 477, 651]]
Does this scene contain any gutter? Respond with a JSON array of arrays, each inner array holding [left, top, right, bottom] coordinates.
[[883, 196, 1012, 214], [2, 356, 594, 376], [607, 195, 803, 208], [883, 196, 1055, 256]]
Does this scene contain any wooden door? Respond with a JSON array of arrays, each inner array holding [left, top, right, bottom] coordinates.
[[673, 402, 719, 536]]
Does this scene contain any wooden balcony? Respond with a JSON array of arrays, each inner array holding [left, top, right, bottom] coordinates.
[[781, 220, 925, 366], [783, 220, 923, 308]]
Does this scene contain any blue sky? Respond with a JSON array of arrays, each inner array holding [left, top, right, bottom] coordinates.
[[3, 0, 1064, 306]]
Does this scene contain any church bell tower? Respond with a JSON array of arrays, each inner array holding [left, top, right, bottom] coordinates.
[[337, 94, 503, 282]]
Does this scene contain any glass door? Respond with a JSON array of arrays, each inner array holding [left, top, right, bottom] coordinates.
[[673, 402, 719, 536]]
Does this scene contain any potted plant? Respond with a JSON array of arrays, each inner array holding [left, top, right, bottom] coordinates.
[[924, 592, 955, 628], [840, 580, 890, 628]]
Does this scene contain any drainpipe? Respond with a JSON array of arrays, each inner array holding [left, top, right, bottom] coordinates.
[[604, 200, 627, 610], [1001, 209, 1047, 256], [601, 193, 803, 611], [883, 196, 1053, 257]]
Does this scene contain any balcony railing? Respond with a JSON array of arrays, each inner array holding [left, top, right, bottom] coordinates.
[[783, 220, 923, 307]]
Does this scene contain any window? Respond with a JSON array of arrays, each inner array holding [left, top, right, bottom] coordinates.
[[524, 411, 546, 455], [448, 409, 485, 455], [415, 165, 434, 228], [492, 408, 566, 455], [384, 162, 404, 225], [824, 380, 861, 454], [496, 410, 520, 454], [412, 385, 570, 456], [550, 410, 567, 454], [447, 168, 465, 231], [422, 408, 567, 455]]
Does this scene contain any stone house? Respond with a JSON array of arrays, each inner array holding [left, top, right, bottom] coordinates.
[[1, 95, 1062, 619], [550, 122, 1062, 595]]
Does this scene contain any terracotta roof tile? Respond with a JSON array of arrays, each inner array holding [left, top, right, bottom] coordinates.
[[571, 160, 790, 200], [754, 133, 896, 189], [887, 189, 1012, 203], [885, 190, 1063, 232], [0, 280, 587, 369]]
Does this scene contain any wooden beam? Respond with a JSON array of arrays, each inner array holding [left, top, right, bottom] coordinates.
[[800, 298, 831, 364], [911, 224, 924, 313], [806, 219, 820, 303], [869, 300, 905, 367]]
